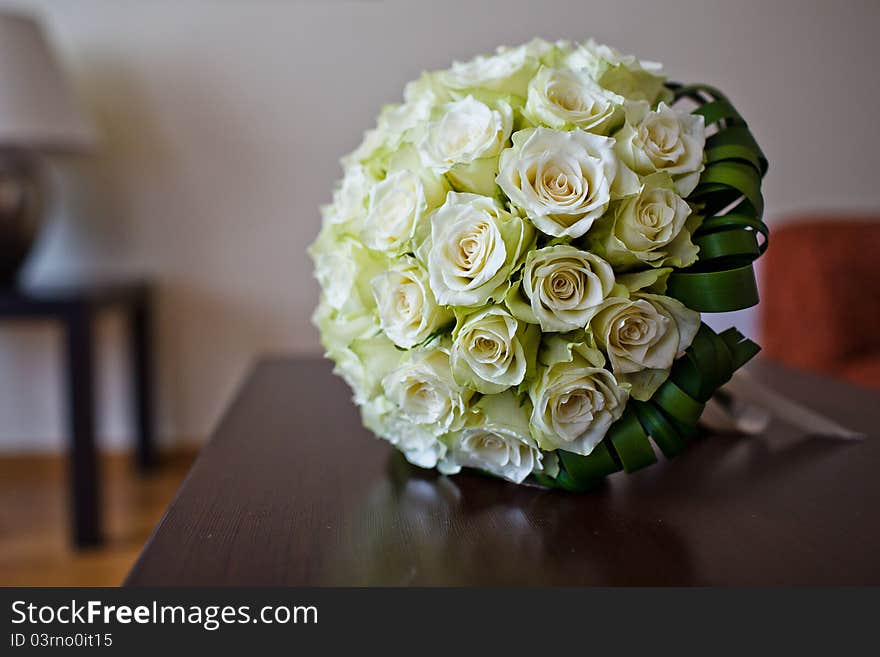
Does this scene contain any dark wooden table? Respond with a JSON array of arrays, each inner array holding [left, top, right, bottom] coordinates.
[[127, 356, 880, 586], [0, 282, 156, 548]]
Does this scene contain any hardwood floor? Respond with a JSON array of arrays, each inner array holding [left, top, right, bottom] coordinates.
[[0, 448, 197, 587]]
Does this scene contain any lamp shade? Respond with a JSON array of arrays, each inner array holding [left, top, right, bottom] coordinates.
[[0, 11, 95, 153]]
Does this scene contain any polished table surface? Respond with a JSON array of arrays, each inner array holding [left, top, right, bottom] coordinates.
[[127, 357, 880, 586]]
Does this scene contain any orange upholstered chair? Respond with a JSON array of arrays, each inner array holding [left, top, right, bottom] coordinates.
[[759, 217, 880, 391]]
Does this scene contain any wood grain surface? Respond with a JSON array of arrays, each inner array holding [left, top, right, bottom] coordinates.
[[127, 357, 880, 586]]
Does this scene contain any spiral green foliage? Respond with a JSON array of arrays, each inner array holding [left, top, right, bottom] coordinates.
[[666, 83, 769, 312], [533, 84, 768, 492]]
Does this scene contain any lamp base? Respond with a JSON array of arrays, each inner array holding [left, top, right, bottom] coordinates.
[[0, 151, 44, 288]]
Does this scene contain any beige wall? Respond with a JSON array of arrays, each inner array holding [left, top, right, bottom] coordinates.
[[0, 0, 878, 451]]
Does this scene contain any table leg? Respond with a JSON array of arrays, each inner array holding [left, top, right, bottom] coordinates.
[[130, 293, 156, 471], [64, 305, 102, 548]]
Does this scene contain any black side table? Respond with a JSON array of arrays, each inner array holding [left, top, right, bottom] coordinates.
[[0, 281, 156, 548]]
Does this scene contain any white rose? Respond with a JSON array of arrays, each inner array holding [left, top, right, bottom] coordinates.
[[450, 306, 539, 394], [361, 396, 448, 469], [524, 66, 624, 134], [343, 76, 442, 169], [510, 245, 616, 332], [445, 391, 546, 484], [332, 164, 376, 226], [310, 231, 387, 313], [313, 244, 357, 311], [497, 127, 637, 238], [311, 230, 395, 405], [440, 43, 539, 96], [312, 301, 378, 357], [591, 173, 699, 269], [519, 37, 564, 61], [422, 192, 534, 307], [565, 39, 668, 105], [404, 73, 451, 105], [382, 347, 472, 433], [372, 256, 452, 349], [313, 320, 401, 405], [614, 102, 706, 196], [339, 337, 402, 404], [418, 96, 512, 173], [592, 293, 700, 400], [312, 303, 382, 405], [529, 336, 629, 456], [361, 170, 427, 254], [378, 93, 434, 147]]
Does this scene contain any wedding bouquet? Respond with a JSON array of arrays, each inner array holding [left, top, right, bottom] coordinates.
[[310, 38, 767, 490]]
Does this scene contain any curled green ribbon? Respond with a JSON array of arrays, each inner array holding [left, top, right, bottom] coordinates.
[[665, 83, 769, 313]]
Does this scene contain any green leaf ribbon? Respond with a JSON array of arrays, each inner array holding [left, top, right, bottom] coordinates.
[[665, 83, 769, 313], [529, 83, 768, 492]]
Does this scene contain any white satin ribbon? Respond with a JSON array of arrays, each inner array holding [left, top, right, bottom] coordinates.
[[699, 370, 866, 440]]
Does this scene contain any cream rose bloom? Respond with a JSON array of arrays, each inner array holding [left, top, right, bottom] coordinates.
[[614, 102, 706, 196], [444, 391, 548, 483], [524, 66, 624, 134], [439, 41, 544, 96], [382, 347, 472, 433], [343, 76, 445, 169], [361, 396, 448, 469], [590, 173, 699, 269], [450, 306, 539, 394], [372, 256, 452, 349], [310, 229, 384, 364], [311, 229, 387, 314], [529, 335, 629, 455], [379, 81, 438, 143], [565, 38, 668, 105], [592, 293, 700, 400], [361, 170, 428, 254], [508, 245, 616, 332], [331, 164, 376, 227], [422, 192, 534, 307], [418, 96, 512, 173], [315, 328, 402, 406], [497, 127, 637, 238]]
